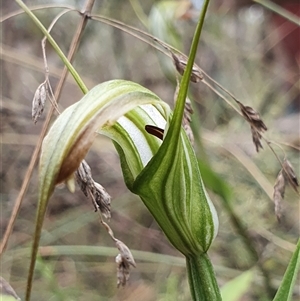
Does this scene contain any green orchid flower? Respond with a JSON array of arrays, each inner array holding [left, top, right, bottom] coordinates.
[[29, 79, 220, 301], [21, 0, 221, 299]]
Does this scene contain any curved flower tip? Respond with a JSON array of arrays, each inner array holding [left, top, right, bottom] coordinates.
[[101, 87, 219, 256]]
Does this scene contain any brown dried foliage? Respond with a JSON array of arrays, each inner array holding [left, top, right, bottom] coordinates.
[[32, 81, 47, 124], [282, 159, 299, 193], [237, 101, 267, 152], [273, 159, 299, 221], [75, 160, 111, 219], [115, 239, 136, 287], [171, 52, 203, 83]]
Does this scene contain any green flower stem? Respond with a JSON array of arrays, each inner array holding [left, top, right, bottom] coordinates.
[[186, 253, 222, 301], [15, 0, 88, 94], [169, 0, 210, 143], [171, 0, 222, 299]]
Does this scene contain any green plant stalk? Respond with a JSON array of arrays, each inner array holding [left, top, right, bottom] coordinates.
[[273, 238, 300, 301], [186, 254, 221, 301], [14, 0, 88, 94], [169, 0, 210, 142], [171, 0, 221, 299]]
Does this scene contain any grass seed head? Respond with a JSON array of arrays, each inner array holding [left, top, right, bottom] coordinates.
[[239, 104, 267, 132], [115, 240, 136, 287], [282, 159, 299, 193], [238, 102, 267, 152], [171, 52, 203, 83], [251, 125, 263, 152], [32, 82, 47, 124], [76, 160, 111, 218], [94, 182, 111, 219]]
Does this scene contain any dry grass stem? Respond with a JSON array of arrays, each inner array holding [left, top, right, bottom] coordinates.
[[31, 9, 71, 124], [96, 215, 136, 287], [273, 170, 285, 222], [76, 168, 136, 289], [0, 4, 77, 23]]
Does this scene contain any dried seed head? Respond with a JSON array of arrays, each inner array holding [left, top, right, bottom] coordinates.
[[282, 159, 299, 193], [32, 82, 47, 124], [75, 160, 93, 197], [239, 104, 267, 132], [273, 170, 285, 222], [115, 240, 136, 268], [94, 182, 111, 219], [75, 160, 111, 218], [116, 254, 130, 287], [153, 38, 203, 83], [0, 276, 21, 300], [251, 125, 263, 152], [171, 52, 203, 83], [237, 102, 267, 152], [115, 240, 136, 287]]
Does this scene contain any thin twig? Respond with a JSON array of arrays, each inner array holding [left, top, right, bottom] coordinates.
[[41, 9, 74, 115], [90, 15, 170, 58], [0, 4, 78, 23]]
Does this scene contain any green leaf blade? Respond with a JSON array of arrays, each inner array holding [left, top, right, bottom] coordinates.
[[273, 239, 300, 301]]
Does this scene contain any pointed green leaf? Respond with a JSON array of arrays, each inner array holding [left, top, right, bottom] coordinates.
[[273, 239, 300, 301]]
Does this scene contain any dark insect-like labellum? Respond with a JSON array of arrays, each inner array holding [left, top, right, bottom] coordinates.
[[145, 125, 164, 140]]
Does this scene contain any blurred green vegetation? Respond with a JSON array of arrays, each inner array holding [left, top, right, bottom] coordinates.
[[1, 0, 299, 300]]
